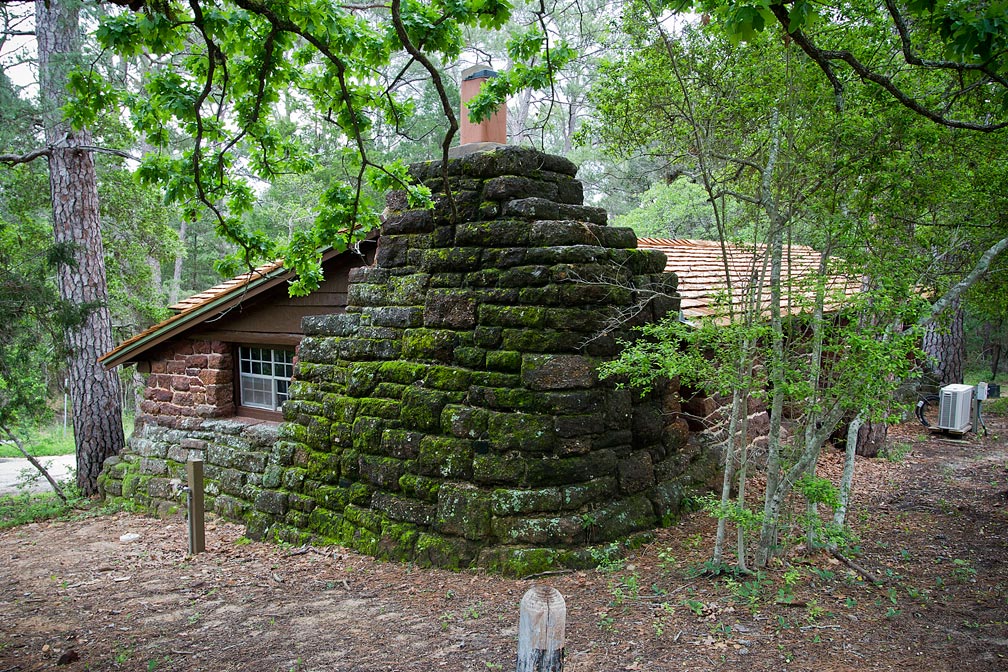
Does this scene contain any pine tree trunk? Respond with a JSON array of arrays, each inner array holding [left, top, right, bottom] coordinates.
[[37, 0, 125, 496], [169, 216, 187, 304], [923, 300, 965, 387]]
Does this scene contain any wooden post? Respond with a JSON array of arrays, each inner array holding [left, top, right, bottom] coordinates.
[[516, 586, 565, 672], [186, 458, 205, 554]]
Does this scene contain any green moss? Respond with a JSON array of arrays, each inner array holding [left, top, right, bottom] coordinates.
[[504, 548, 560, 577], [414, 532, 466, 570], [486, 411, 554, 453], [378, 360, 425, 385], [417, 436, 474, 479], [399, 386, 449, 431], [379, 519, 420, 561], [352, 416, 384, 453], [441, 404, 488, 439], [355, 398, 401, 419], [500, 328, 581, 353], [453, 346, 486, 369], [436, 485, 492, 540], [314, 484, 351, 511], [485, 350, 522, 372], [424, 365, 471, 391], [345, 362, 382, 396], [478, 305, 547, 328], [491, 486, 563, 516], [305, 452, 341, 484], [399, 472, 442, 501], [402, 328, 459, 362], [308, 507, 344, 539], [472, 453, 526, 485]]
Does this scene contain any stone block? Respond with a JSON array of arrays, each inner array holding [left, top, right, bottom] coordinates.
[[522, 354, 597, 390], [358, 455, 405, 491], [255, 489, 288, 515], [490, 486, 563, 516], [436, 484, 492, 540], [524, 450, 618, 487], [617, 451, 656, 494], [424, 290, 477, 329], [372, 493, 434, 526], [455, 220, 532, 247], [486, 411, 554, 453], [417, 436, 473, 480], [441, 404, 488, 439], [381, 429, 423, 459], [491, 514, 583, 546], [419, 247, 483, 273], [472, 452, 526, 485], [402, 328, 460, 363], [400, 386, 449, 432]]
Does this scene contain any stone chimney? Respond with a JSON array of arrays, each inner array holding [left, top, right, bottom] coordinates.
[[459, 64, 507, 146]]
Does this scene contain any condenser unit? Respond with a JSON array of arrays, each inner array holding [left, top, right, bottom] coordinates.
[[937, 384, 974, 432]]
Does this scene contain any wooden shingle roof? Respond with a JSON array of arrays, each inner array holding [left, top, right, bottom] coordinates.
[[636, 238, 858, 324]]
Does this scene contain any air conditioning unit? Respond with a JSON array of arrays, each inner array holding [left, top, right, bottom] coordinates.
[[938, 384, 974, 432]]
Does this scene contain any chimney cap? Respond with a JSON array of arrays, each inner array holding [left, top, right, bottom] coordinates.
[[463, 66, 497, 81]]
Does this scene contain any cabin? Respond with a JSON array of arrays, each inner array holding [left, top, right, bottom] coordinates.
[[99, 146, 858, 574], [101, 242, 376, 424]]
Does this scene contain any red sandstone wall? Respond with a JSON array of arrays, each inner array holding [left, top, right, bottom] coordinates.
[[139, 340, 235, 419]]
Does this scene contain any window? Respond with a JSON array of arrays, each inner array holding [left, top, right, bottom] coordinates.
[[238, 346, 294, 412]]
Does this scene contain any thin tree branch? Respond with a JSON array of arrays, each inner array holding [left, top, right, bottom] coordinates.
[[0, 147, 51, 164], [769, 3, 1008, 132]]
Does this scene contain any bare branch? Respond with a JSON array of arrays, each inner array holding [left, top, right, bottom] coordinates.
[[768, 2, 1008, 132], [919, 235, 1008, 328], [0, 147, 51, 164]]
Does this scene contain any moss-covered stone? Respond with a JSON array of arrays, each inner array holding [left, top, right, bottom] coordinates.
[[400, 386, 449, 431], [414, 532, 471, 570], [424, 365, 471, 391], [417, 436, 473, 479], [402, 328, 460, 363], [472, 452, 526, 485], [398, 472, 442, 502], [485, 350, 521, 372], [358, 455, 405, 491], [486, 411, 554, 453], [501, 328, 582, 353], [380, 429, 423, 459], [436, 484, 492, 540], [491, 514, 583, 545], [441, 404, 488, 439], [356, 398, 402, 420], [490, 486, 563, 516]]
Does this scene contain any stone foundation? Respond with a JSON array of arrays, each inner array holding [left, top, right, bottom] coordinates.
[[99, 414, 280, 518]]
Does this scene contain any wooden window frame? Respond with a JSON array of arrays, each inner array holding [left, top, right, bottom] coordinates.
[[234, 345, 294, 421]]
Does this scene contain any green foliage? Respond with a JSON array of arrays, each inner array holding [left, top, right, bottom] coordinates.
[[795, 474, 840, 510], [0, 424, 76, 459], [613, 180, 723, 239], [678, 0, 1008, 128], [698, 493, 764, 532], [70, 0, 571, 296]]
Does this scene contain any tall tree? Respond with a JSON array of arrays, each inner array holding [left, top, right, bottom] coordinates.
[[35, 0, 124, 495]]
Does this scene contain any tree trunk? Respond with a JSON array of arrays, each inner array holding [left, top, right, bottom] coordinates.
[[169, 215, 187, 304], [37, 0, 125, 496], [853, 418, 888, 458], [923, 299, 965, 386]]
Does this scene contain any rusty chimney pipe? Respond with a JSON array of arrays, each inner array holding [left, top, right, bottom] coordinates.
[[459, 64, 507, 146]]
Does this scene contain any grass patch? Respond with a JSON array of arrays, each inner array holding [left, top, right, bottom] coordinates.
[[0, 485, 139, 529], [0, 415, 135, 458], [0, 491, 75, 528], [980, 396, 1008, 417]]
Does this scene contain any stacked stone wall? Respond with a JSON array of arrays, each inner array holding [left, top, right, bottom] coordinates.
[[139, 340, 235, 421], [99, 415, 281, 519], [246, 147, 714, 574]]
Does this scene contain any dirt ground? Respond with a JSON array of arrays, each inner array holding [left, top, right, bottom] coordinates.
[[2, 419, 1007, 672]]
